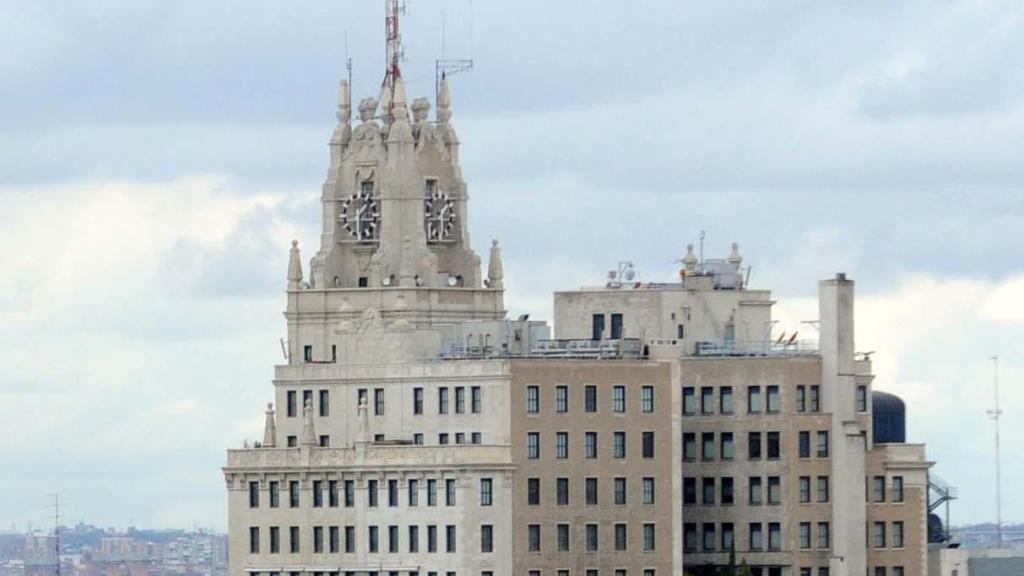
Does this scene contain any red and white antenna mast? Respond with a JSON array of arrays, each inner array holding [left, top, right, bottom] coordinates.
[[383, 0, 405, 89]]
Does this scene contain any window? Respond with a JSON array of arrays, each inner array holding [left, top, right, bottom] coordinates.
[[289, 480, 300, 508], [445, 478, 456, 506], [367, 479, 379, 507], [592, 314, 605, 340], [818, 476, 830, 503], [368, 526, 379, 553], [683, 386, 696, 415], [344, 526, 355, 553], [610, 313, 624, 339], [748, 432, 762, 460], [683, 433, 696, 461], [701, 432, 715, 460], [528, 524, 541, 552], [767, 476, 781, 505], [408, 526, 419, 553], [586, 477, 599, 505], [557, 524, 570, 551], [857, 385, 868, 412], [406, 479, 418, 506], [614, 477, 627, 505], [799, 523, 811, 549], [286, 435, 297, 447], [873, 476, 886, 503], [313, 526, 324, 553], [289, 526, 300, 553], [471, 386, 481, 413], [893, 521, 905, 548], [480, 478, 493, 506], [749, 523, 763, 551], [613, 385, 626, 413], [766, 385, 780, 413], [303, 390, 313, 414], [586, 524, 599, 551], [796, 385, 806, 412], [471, 432, 481, 444], [556, 477, 569, 505], [585, 432, 598, 459], [585, 385, 598, 412], [702, 523, 715, 551], [643, 477, 655, 504], [318, 435, 330, 447], [527, 432, 540, 459], [287, 390, 297, 417], [721, 477, 734, 505], [818, 522, 830, 549], [642, 431, 654, 458], [893, 476, 904, 503], [767, 431, 780, 459], [328, 480, 338, 507], [329, 526, 339, 553], [799, 431, 811, 457], [893, 569, 904, 576], [684, 523, 698, 552], [319, 390, 330, 417], [556, 432, 569, 459], [357, 388, 367, 412], [642, 385, 654, 412], [527, 386, 540, 413], [799, 476, 811, 503], [749, 477, 763, 505], [873, 521, 886, 548], [387, 479, 398, 507], [556, 386, 569, 412], [721, 432, 734, 459], [748, 386, 762, 413], [313, 480, 323, 508], [817, 431, 829, 457], [445, 525, 456, 553], [874, 569, 887, 576], [439, 433, 449, 445], [385, 525, 399, 553], [414, 433, 423, 445], [249, 481, 260, 508], [683, 477, 696, 505], [702, 477, 715, 505], [413, 387, 423, 415], [722, 523, 735, 551], [269, 481, 280, 508], [481, 525, 493, 553], [344, 480, 354, 507], [701, 387, 714, 414], [427, 479, 437, 506], [615, 523, 627, 551], [249, 527, 260, 554], [427, 525, 437, 552], [303, 345, 313, 362], [527, 478, 540, 505], [768, 523, 781, 551], [809, 385, 820, 412], [614, 431, 627, 458], [720, 386, 734, 414], [455, 387, 465, 414], [439, 387, 449, 414], [374, 388, 385, 415]]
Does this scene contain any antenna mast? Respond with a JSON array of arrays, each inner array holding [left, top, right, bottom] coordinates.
[[383, 0, 404, 89], [987, 355, 1003, 548], [434, 5, 474, 110], [48, 493, 60, 576]]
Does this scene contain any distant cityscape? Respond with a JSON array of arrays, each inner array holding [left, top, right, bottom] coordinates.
[[0, 524, 226, 576]]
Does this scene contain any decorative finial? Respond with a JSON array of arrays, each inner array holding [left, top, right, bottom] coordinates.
[[683, 244, 698, 274], [288, 240, 303, 290], [262, 402, 276, 448], [300, 397, 317, 447], [728, 242, 743, 271], [437, 74, 452, 123], [359, 97, 377, 123], [337, 80, 351, 124], [411, 98, 430, 123], [487, 239, 504, 290]]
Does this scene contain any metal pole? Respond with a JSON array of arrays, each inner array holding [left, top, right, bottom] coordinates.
[[988, 355, 1003, 548]]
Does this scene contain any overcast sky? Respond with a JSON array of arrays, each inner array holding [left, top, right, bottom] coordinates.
[[1, 0, 1022, 532]]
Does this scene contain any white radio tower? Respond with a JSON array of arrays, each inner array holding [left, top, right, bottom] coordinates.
[[986, 355, 1003, 548]]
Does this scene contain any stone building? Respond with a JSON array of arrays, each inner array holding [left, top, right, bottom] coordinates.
[[222, 25, 932, 576]]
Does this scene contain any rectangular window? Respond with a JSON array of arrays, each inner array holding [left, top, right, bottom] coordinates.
[[703, 523, 716, 551], [766, 385, 780, 413], [527, 432, 540, 459], [748, 386, 762, 413], [749, 477, 763, 505], [767, 431, 780, 459], [585, 431, 598, 458], [413, 387, 423, 415], [454, 432, 464, 445], [526, 385, 539, 413], [480, 524, 493, 553], [313, 480, 323, 508], [427, 479, 437, 506], [269, 481, 280, 508], [748, 432, 762, 460], [643, 523, 655, 551], [613, 385, 626, 413], [721, 432, 734, 459], [614, 431, 627, 458], [357, 388, 367, 412], [768, 522, 781, 551], [722, 523, 735, 551], [893, 521, 905, 548], [455, 386, 465, 414], [249, 527, 260, 554], [586, 477, 599, 505], [289, 526, 300, 553], [683, 432, 696, 461], [873, 521, 886, 548], [684, 523, 698, 552], [615, 523, 627, 551], [642, 431, 654, 458], [387, 479, 398, 507], [471, 386, 481, 413], [720, 386, 733, 414], [556, 477, 569, 505], [799, 522, 811, 549], [796, 385, 806, 412], [799, 431, 811, 458], [427, 525, 437, 552], [683, 477, 696, 505], [303, 345, 313, 362], [471, 431, 481, 444], [817, 431, 829, 457], [374, 388, 384, 416], [683, 387, 696, 415], [287, 390, 297, 417], [767, 476, 781, 504], [367, 479, 379, 507], [527, 478, 540, 505], [556, 385, 569, 412], [642, 385, 654, 412], [586, 524, 599, 551], [268, 528, 281, 555], [302, 390, 313, 414], [439, 387, 449, 414], [319, 390, 330, 417], [749, 523, 763, 551], [344, 480, 354, 507], [344, 526, 355, 553], [585, 385, 598, 412], [528, 524, 541, 552], [480, 478, 493, 506], [643, 477, 655, 504], [318, 435, 330, 447], [592, 313, 605, 340], [314, 526, 324, 554], [701, 386, 714, 414], [413, 433, 423, 444], [445, 478, 456, 506], [721, 477, 734, 505], [368, 525, 379, 553], [810, 385, 820, 412], [408, 525, 419, 553], [388, 525, 399, 553], [407, 479, 419, 506], [614, 477, 627, 505], [873, 476, 886, 503], [249, 481, 260, 508], [818, 522, 830, 549], [610, 312, 623, 339], [556, 431, 569, 459], [702, 432, 715, 460], [445, 525, 456, 553], [289, 480, 300, 508], [893, 476, 904, 503], [857, 385, 868, 412], [328, 480, 338, 507], [818, 476, 830, 503], [329, 526, 339, 553], [799, 476, 811, 503], [286, 435, 296, 447], [439, 432, 449, 445], [702, 477, 716, 505], [557, 523, 570, 551]]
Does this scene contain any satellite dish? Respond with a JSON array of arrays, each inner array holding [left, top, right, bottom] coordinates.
[[624, 269, 636, 281]]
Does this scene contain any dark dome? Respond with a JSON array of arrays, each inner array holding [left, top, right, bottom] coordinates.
[[873, 391, 906, 443]]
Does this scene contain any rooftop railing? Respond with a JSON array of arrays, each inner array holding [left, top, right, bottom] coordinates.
[[695, 339, 819, 357]]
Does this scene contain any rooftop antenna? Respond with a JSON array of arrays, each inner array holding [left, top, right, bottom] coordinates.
[[699, 230, 706, 274], [987, 355, 1003, 548], [47, 493, 60, 576], [344, 30, 353, 91], [435, 1, 474, 107], [383, 0, 405, 90]]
